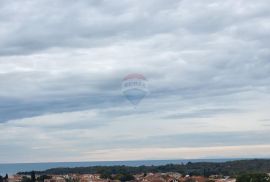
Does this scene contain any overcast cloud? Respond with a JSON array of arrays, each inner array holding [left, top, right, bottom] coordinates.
[[0, 0, 270, 163]]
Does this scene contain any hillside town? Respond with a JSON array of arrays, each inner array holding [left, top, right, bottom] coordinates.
[[3, 160, 270, 182], [5, 172, 238, 182]]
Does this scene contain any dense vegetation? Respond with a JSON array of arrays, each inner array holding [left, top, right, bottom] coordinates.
[[18, 159, 270, 177], [236, 173, 270, 182], [100, 173, 135, 181]]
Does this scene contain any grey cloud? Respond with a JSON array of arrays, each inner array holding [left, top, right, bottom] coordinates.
[[162, 108, 242, 120], [67, 131, 270, 150], [0, 0, 270, 162], [0, 0, 182, 56], [2, 0, 269, 56], [0, 71, 126, 122], [137, 131, 270, 148]]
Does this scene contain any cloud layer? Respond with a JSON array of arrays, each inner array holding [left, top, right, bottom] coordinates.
[[0, 0, 270, 163]]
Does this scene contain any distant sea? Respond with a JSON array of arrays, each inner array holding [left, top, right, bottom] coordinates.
[[0, 159, 240, 175]]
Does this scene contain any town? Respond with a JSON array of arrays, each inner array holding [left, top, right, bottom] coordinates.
[[4, 172, 270, 182], [4, 159, 270, 182], [3, 172, 238, 182]]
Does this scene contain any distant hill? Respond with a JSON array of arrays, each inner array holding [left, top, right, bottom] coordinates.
[[18, 159, 270, 177]]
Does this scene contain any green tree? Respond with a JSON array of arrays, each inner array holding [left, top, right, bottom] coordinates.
[[31, 171, 36, 182], [37, 175, 51, 182], [3, 174, 8, 182], [237, 173, 270, 182], [100, 172, 112, 179], [21, 176, 32, 182], [114, 174, 134, 182]]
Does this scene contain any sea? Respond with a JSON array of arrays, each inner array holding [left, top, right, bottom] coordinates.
[[0, 159, 240, 175]]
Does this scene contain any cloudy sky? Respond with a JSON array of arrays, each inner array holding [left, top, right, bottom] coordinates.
[[0, 0, 270, 163]]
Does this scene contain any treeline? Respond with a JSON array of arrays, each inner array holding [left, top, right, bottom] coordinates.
[[18, 159, 270, 177]]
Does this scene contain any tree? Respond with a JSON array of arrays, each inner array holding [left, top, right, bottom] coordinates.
[[37, 175, 51, 182], [100, 172, 112, 179], [31, 171, 36, 182], [114, 174, 135, 182], [21, 176, 32, 182], [236, 173, 270, 182], [3, 174, 8, 182]]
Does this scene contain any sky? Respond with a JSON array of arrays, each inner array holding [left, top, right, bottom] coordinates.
[[0, 0, 270, 163]]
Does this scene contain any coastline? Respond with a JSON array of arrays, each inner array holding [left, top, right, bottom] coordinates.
[[0, 158, 249, 175]]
